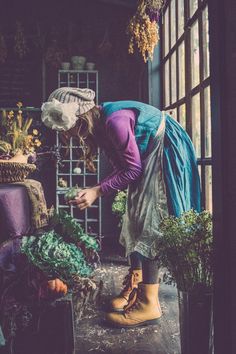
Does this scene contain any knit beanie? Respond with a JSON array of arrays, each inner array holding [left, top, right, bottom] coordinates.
[[41, 87, 96, 131], [48, 87, 96, 115]]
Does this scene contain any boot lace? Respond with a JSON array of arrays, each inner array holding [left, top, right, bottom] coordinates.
[[125, 288, 142, 313], [120, 268, 138, 294]]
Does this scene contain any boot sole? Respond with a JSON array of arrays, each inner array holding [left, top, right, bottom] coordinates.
[[109, 308, 125, 313], [107, 316, 161, 329]]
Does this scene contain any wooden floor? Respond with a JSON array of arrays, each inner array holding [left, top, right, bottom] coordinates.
[[74, 262, 181, 354]]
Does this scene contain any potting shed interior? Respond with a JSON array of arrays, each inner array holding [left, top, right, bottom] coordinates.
[[0, 0, 236, 353]]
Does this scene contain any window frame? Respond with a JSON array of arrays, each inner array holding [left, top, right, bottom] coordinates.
[[161, 0, 211, 210]]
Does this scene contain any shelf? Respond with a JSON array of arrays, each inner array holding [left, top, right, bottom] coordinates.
[[59, 70, 98, 73], [56, 70, 101, 237], [59, 81, 96, 85], [57, 173, 97, 176]]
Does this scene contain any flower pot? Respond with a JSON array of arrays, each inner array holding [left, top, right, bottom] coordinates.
[[71, 56, 80, 63], [71, 56, 86, 68], [178, 289, 213, 354], [61, 62, 71, 70], [72, 63, 84, 70], [0, 161, 36, 183], [86, 62, 95, 71]]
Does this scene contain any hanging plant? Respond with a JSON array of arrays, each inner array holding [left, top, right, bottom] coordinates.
[[45, 39, 64, 68], [127, 0, 164, 62], [0, 32, 7, 64], [14, 21, 29, 59]]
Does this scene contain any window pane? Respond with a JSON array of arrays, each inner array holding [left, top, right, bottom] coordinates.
[[192, 93, 201, 158], [191, 21, 200, 88], [189, 0, 198, 18], [179, 103, 186, 129], [165, 60, 170, 107], [164, 8, 170, 56], [202, 6, 210, 79], [170, 0, 176, 48], [198, 165, 202, 188], [205, 165, 213, 213], [178, 42, 185, 99], [204, 86, 212, 157], [171, 52, 177, 103], [169, 108, 177, 120], [178, 0, 185, 38]]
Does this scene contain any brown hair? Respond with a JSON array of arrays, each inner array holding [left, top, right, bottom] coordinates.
[[60, 106, 102, 172]]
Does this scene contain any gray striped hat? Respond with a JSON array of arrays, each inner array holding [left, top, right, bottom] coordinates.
[[48, 87, 96, 115], [41, 87, 96, 131]]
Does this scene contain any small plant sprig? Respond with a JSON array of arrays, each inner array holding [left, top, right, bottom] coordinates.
[[158, 209, 213, 292], [112, 190, 127, 226]]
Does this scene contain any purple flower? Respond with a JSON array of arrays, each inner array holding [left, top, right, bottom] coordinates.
[[147, 8, 161, 22]]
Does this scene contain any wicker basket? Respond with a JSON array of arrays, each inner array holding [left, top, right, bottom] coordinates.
[[0, 162, 36, 183]]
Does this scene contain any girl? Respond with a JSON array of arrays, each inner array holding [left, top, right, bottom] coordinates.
[[41, 87, 201, 328]]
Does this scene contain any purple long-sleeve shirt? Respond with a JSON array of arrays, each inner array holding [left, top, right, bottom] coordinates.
[[99, 109, 143, 195]]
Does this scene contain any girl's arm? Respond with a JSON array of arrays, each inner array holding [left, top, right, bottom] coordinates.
[[99, 110, 142, 195]]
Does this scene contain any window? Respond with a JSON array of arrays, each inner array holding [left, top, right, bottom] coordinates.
[[162, 0, 212, 211]]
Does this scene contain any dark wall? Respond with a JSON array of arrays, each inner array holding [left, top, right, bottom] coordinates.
[[209, 0, 236, 352]]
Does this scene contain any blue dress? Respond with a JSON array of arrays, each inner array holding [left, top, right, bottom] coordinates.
[[101, 101, 201, 217]]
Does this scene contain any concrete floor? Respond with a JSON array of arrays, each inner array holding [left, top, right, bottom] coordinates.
[[74, 263, 181, 354]]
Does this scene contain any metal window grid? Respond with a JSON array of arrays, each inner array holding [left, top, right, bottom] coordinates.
[[56, 70, 101, 237], [161, 0, 212, 210]]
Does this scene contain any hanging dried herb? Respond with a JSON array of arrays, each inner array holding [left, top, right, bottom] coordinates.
[[14, 22, 29, 59], [127, 0, 164, 62], [0, 32, 7, 64], [45, 39, 64, 68]]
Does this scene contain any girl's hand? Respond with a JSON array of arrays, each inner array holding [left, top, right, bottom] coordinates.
[[69, 186, 102, 210]]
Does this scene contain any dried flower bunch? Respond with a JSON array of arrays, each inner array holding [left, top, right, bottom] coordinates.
[[0, 102, 42, 157], [127, 0, 164, 62], [0, 32, 7, 64], [14, 22, 29, 59]]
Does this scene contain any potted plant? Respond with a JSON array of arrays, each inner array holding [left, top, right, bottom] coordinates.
[[158, 209, 213, 354], [0, 102, 42, 182]]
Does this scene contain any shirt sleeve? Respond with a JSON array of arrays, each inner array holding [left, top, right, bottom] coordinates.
[[99, 110, 143, 195]]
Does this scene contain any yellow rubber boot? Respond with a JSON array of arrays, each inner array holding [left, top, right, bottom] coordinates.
[[110, 269, 142, 312], [107, 283, 162, 327]]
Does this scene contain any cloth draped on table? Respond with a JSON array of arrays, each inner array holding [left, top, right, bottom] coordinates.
[[13, 179, 48, 230]]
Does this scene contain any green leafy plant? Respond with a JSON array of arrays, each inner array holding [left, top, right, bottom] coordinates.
[[64, 185, 81, 202], [21, 231, 93, 283], [51, 209, 100, 251], [158, 209, 213, 292], [112, 190, 127, 224], [21, 210, 100, 286]]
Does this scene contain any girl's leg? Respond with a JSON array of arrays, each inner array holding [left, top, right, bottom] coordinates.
[[109, 252, 143, 312], [129, 251, 143, 270], [142, 256, 160, 284]]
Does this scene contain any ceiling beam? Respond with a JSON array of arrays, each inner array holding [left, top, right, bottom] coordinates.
[[97, 0, 137, 9]]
